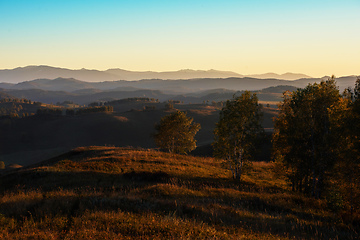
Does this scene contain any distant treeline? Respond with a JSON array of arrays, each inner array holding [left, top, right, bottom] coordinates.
[[0, 97, 115, 118], [73, 106, 113, 115], [103, 97, 159, 106], [36, 106, 114, 116], [0, 98, 41, 118], [87, 97, 159, 107], [0, 98, 42, 105]]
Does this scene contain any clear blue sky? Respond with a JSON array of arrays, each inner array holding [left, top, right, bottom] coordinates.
[[1, 0, 359, 77]]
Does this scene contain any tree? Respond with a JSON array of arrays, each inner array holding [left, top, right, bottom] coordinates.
[[329, 77, 360, 214], [154, 111, 201, 154], [272, 77, 344, 198], [0, 161, 5, 170], [165, 102, 174, 110], [213, 91, 263, 181]]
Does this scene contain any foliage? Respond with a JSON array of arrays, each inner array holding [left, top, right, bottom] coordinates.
[[326, 187, 344, 213], [75, 106, 113, 115], [0, 161, 4, 170], [57, 100, 75, 107], [272, 77, 350, 199], [0, 98, 36, 118], [328, 77, 360, 215], [36, 107, 63, 116], [213, 91, 263, 180], [105, 97, 159, 105], [154, 111, 200, 154], [0, 98, 32, 104]]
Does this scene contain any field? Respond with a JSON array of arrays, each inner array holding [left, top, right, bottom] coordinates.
[[0, 146, 358, 239]]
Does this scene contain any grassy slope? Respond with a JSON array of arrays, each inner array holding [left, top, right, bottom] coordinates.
[[0, 146, 358, 239]]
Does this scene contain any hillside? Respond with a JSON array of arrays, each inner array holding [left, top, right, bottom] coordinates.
[[0, 146, 357, 239], [1, 76, 358, 105], [0, 104, 277, 167], [0, 77, 296, 93], [0, 90, 15, 100], [0, 88, 169, 105], [0, 87, 285, 106]]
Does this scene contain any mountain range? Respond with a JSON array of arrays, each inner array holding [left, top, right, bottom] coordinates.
[[0, 66, 358, 105], [0, 76, 357, 105], [0, 75, 357, 93], [0, 65, 312, 83]]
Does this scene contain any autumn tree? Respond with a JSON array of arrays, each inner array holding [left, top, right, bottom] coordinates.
[[154, 111, 200, 154], [0, 161, 5, 170], [328, 77, 360, 214], [213, 91, 263, 181], [272, 77, 344, 198]]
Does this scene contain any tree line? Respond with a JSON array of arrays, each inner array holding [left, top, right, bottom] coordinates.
[[102, 97, 159, 106], [154, 77, 359, 213], [272, 77, 359, 212], [154, 90, 264, 181], [36, 106, 114, 116], [0, 98, 41, 118]]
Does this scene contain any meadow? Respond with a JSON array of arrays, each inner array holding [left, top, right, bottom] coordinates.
[[0, 146, 358, 239]]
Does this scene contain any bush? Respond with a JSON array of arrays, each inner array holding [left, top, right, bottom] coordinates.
[[326, 188, 344, 212]]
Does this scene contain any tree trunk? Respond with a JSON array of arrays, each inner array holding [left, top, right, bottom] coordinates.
[[311, 128, 317, 197]]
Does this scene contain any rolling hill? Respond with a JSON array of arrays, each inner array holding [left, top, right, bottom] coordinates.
[[1, 77, 354, 106], [2, 75, 358, 94], [0, 87, 285, 106], [0, 103, 278, 167], [0, 90, 15, 99], [0, 88, 170, 105], [1, 77, 292, 92], [0, 146, 357, 239]]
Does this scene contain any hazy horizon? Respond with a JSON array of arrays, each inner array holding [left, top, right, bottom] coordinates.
[[1, 1, 359, 78], [1, 64, 314, 77]]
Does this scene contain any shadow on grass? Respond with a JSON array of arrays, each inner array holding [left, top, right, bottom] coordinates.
[[0, 169, 358, 239], [0, 188, 357, 239]]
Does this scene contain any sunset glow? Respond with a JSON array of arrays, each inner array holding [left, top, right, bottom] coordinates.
[[1, 0, 359, 77]]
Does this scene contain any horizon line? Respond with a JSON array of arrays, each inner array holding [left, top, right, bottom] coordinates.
[[0, 64, 319, 78], [2, 64, 359, 79]]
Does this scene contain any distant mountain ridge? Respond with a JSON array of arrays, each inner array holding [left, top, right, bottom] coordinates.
[[0, 77, 292, 93], [247, 72, 311, 80], [0, 66, 119, 83], [0, 66, 357, 106], [1, 75, 357, 93], [0, 65, 313, 83], [105, 68, 245, 81], [0, 66, 244, 83], [0, 75, 358, 105]]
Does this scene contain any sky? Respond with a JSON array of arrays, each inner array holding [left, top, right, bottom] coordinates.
[[1, 0, 359, 77]]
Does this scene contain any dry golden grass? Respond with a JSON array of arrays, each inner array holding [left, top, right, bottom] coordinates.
[[0, 146, 358, 239], [188, 107, 218, 116], [113, 116, 129, 122]]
